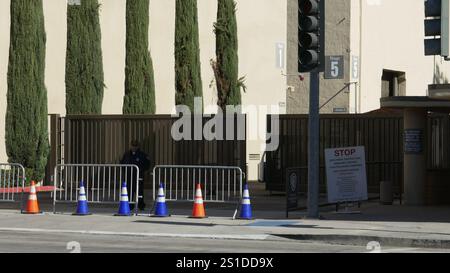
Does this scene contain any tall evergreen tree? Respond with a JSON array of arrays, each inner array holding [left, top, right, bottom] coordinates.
[[6, 0, 49, 181], [175, 0, 203, 111], [212, 0, 245, 110], [66, 0, 104, 114], [123, 0, 156, 114]]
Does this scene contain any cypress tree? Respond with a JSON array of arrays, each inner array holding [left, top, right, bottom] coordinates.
[[212, 0, 245, 110], [66, 0, 104, 115], [175, 0, 203, 111], [6, 0, 49, 181], [123, 0, 156, 114]]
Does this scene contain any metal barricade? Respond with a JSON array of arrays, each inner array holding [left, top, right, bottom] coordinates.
[[53, 164, 139, 214], [0, 163, 25, 204], [152, 165, 244, 203]]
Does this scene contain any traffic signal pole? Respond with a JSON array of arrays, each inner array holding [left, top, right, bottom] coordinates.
[[307, 70, 320, 219], [298, 0, 324, 219]]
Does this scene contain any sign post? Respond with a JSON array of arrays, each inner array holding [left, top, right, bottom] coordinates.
[[325, 146, 368, 212], [307, 71, 320, 219], [286, 168, 301, 218]]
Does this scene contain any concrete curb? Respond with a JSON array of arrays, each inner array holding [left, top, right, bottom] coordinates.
[[0, 227, 269, 241], [274, 234, 450, 249]]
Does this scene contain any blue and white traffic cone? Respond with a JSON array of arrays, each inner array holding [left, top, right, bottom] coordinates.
[[152, 183, 169, 217], [238, 183, 253, 220], [73, 181, 91, 216], [115, 182, 132, 216]]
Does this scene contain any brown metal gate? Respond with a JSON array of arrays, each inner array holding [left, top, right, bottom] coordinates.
[[265, 114, 404, 195], [46, 115, 247, 185]]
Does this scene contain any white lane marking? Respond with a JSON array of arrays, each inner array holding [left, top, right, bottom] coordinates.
[[0, 227, 269, 241]]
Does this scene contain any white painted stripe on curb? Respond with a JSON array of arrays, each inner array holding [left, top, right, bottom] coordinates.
[[0, 227, 269, 241]]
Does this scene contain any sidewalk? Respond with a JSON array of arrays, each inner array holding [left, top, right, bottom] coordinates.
[[1, 182, 450, 249]]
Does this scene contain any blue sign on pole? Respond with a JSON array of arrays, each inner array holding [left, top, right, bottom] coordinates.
[[404, 129, 424, 154]]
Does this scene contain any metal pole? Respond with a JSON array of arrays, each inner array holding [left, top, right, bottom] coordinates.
[[308, 70, 320, 219]]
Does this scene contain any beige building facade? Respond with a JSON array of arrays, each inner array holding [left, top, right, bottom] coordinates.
[[1, 0, 449, 180], [288, 0, 450, 114], [0, 0, 287, 181]]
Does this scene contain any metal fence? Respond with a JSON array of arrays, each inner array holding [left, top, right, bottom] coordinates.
[[152, 165, 244, 203], [46, 114, 247, 187], [53, 164, 139, 214], [265, 114, 404, 194], [0, 163, 25, 203], [428, 113, 450, 170]]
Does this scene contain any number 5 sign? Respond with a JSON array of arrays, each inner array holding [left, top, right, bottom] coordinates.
[[324, 56, 344, 79]]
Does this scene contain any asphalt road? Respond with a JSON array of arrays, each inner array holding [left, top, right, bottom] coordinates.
[[0, 231, 449, 253]]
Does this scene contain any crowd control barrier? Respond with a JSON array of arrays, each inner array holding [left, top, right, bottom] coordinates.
[[152, 165, 244, 204], [53, 164, 139, 215], [0, 163, 25, 206]]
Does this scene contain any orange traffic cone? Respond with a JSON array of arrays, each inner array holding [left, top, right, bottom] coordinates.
[[191, 183, 206, 218], [22, 181, 41, 214]]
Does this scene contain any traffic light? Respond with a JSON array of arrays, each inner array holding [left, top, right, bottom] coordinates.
[[298, 0, 325, 73], [424, 0, 450, 57]]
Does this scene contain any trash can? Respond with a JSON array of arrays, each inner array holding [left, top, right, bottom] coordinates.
[[380, 181, 393, 205]]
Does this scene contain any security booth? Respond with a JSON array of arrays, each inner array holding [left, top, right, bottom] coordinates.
[[380, 94, 450, 206]]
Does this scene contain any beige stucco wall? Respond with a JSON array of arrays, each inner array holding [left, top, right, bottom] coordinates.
[[287, 0, 352, 114], [352, 0, 450, 113], [287, 0, 450, 114], [0, 0, 10, 164], [0, 0, 287, 180]]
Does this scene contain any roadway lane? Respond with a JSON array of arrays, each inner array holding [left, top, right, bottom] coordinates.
[[0, 231, 448, 253]]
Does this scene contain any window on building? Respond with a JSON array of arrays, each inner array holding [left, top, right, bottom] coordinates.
[[381, 70, 406, 97]]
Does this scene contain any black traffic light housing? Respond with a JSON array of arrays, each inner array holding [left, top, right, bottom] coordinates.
[[424, 0, 450, 57], [298, 0, 325, 73]]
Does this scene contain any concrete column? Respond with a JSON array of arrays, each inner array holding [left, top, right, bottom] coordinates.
[[403, 108, 427, 205]]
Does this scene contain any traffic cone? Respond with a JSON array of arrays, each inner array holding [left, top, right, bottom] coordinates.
[[238, 183, 253, 220], [22, 181, 41, 214], [73, 181, 91, 216], [191, 183, 206, 218], [115, 182, 132, 216], [151, 183, 169, 217]]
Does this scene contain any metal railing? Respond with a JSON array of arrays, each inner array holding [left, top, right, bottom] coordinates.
[[152, 165, 244, 203], [0, 163, 25, 204], [53, 164, 139, 214]]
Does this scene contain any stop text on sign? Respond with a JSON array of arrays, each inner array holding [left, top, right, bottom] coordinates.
[[334, 148, 356, 157]]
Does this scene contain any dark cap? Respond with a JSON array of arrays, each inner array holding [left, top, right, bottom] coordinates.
[[130, 140, 140, 147]]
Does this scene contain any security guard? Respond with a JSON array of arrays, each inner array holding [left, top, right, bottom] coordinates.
[[120, 140, 151, 211]]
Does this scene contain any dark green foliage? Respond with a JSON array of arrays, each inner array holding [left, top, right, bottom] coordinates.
[[212, 0, 245, 110], [6, 0, 49, 181], [66, 0, 104, 114], [175, 0, 203, 111], [123, 0, 156, 114]]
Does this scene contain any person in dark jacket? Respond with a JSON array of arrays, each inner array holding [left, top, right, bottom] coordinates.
[[120, 140, 151, 211]]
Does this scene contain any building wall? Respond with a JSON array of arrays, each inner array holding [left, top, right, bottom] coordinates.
[[0, 0, 10, 164], [0, 0, 287, 180], [353, 0, 450, 113], [287, 0, 352, 114], [287, 0, 450, 114]]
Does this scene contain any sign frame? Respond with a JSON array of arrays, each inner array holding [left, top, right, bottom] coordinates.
[[404, 129, 424, 155], [286, 168, 301, 218], [325, 146, 368, 204], [324, 56, 344, 80]]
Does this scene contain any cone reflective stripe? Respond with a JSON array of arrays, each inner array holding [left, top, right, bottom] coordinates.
[[121, 185, 129, 202], [74, 181, 90, 216], [23, 181, 40, 214], [191, 183, 206, 218], [157, 184, 165, 203], [116, 182, 132, 216], [153, 183, 169, 217], [239, 184, 253, 220]]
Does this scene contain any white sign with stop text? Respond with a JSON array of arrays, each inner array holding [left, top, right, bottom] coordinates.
[[325, 146, 368, 203]]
